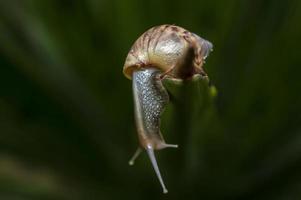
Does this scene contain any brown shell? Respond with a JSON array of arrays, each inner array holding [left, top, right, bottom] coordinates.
[[123, 24, 213, 80]]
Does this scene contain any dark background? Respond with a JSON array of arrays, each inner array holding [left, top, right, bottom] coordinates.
[[0, 0, 301, 199]]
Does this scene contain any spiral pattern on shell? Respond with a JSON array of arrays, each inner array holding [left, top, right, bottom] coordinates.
[[123, 24, 213, 80]]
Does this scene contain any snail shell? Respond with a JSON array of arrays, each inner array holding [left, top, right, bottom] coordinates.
[[123, 24, 213, 80]]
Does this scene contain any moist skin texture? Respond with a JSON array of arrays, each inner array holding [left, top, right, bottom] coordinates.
[[132, 68, 169, 149], [131, 67, 178, 194]]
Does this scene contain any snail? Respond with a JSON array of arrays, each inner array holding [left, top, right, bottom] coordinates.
[[123, 24, 213, 193]]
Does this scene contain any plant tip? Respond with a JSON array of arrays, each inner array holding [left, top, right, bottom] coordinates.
[[128, 161, 134, 166]]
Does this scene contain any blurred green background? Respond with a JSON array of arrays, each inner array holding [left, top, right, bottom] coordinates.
[[0, 0, 301, 199]]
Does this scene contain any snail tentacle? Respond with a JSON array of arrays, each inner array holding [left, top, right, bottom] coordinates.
[[128, 147, 142, 166], [146, 145, 168, 194]]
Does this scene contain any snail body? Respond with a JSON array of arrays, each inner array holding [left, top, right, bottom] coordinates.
[[123, 24, 213, 194]]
